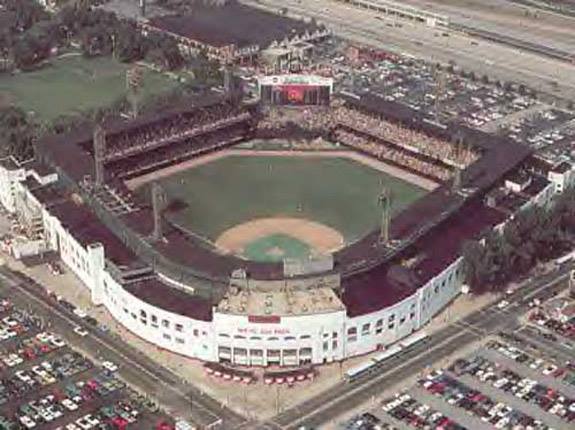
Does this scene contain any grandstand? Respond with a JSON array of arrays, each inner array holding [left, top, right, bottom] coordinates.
[[10, 90, 546, 368]]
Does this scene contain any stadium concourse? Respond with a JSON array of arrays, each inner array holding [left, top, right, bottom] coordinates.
[[0, 90, 568, 371]]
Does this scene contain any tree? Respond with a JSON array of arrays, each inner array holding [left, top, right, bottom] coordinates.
[[0, 107, 35, 160]]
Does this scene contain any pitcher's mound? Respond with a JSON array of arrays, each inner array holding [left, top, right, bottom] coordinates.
[[215, 218, 344, 262]]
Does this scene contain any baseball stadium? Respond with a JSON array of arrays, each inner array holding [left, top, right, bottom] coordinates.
[[0, 73, 556, 371]]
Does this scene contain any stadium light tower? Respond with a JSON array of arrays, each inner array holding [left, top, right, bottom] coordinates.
[[452, 166, 462, 193], [378, 186, 392, 245], [433, 67, 447, 120], [151, 182, 166, 241], [93, 124, 106, 187], [126, 66, 144, 118]]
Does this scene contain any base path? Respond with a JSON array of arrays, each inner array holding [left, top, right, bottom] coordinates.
[[125, 149, 438, 191], [215, 217, 345, 256]]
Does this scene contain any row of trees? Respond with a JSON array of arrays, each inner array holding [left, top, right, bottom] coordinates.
[[1, 0, 184, 71], [462, 188, 575, 294]]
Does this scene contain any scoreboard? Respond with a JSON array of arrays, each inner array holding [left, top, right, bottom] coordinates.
[[259, 75, 333, 106]]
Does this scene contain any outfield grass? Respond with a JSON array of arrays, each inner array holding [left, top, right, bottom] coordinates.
[[158, 155, 427, 244], [0, 54, 178, 121]]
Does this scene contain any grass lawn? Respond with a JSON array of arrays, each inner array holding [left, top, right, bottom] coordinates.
[[157, 155, 427, 244], [0, 54, 178, 121]]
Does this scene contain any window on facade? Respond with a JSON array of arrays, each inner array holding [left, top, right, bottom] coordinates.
[[268, 336, 279, 341], [300, 334, 311, 340], [285, 336, 296, 341], [376, 319, 383, 327], [332, 332, 338, 338], [250, 349, 263, 357], [362, 323, 370, 335], [434, 285, 439, 294], [162, 319, 170, 328], [234, 348, 247, 356], [284, 349, 297, 357], [332, 340, 338, 350], [175, 323, 183, 332], [388, 314, 395, 321], [162, 333, 171, 340], [388, 323, 395, 330], [399, 316, 406, 325], [347, 327, 357, 335], [193, 329, 199, 337], [376, 326, 383, 334], [410, 312, 415, 320], [234, 335, 246, 340], [151, 315, 158, 323], [218, 346, 231, 355], [300, 347, 312, 356], [250, 336, 261, 341], [323, 341, 329, 351], [176, 338, 185, 344], [218, 333, 230, 338]]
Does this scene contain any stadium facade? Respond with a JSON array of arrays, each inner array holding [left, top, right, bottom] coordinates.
[[0, 94, 572, 368]]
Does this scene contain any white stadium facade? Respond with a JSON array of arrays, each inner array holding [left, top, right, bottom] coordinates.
[[0, 93, 572, 369]]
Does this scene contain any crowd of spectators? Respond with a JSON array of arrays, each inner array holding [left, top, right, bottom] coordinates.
[[103, 103, 253, 162], [256, 103, 477, 180], [108, 123, 251, 179], [332, 126, 452, 181], [331, 107, 479, 168]]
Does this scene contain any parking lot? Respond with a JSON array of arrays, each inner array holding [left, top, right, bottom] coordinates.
[[0, 295, 175, 430], [341, 327, 575, 430], [293, 37, 574, 165]]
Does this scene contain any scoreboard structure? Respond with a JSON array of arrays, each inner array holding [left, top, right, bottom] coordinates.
[[259, 75, 333, 106]]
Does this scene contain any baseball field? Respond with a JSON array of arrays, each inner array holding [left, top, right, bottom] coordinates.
[[146, 152, 427, 262]]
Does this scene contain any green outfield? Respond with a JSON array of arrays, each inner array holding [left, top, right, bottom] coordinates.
[[0, 55, 178, 121], [158, 154, 427, 245]]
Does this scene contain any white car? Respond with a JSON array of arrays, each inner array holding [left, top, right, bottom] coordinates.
[[73, 308, 88, 319], [62, 398, 78, 411], [102, 361, 118, 373], [73, 326, 88, 337], [497, 300, 509, 309]]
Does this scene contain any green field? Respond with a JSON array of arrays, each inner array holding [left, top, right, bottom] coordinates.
[[0, 55, 178, 121], [157, 155, 426, 244]]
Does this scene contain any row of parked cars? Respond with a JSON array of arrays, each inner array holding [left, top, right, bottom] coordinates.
[[14, 372, 127, 429], [529, 311, 575, 341], [0, 331, 66, 371], [381, 393, 465, 430], [487, 340, 575, 387], [450, 356, 575, 422], [1, 349, 91, 406], [420, 371, 551, 429], [0, 311, 39, 343]]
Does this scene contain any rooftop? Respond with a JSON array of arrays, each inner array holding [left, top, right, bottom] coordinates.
[[216, 287, 344, 317], [147, 3, 322, 49]]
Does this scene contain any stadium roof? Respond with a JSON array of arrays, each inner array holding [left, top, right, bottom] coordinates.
[[147, 3, 322, 49]]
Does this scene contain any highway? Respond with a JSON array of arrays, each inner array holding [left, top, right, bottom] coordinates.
[[0, 267, 248, 430], [269, 264, 572, 429]]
